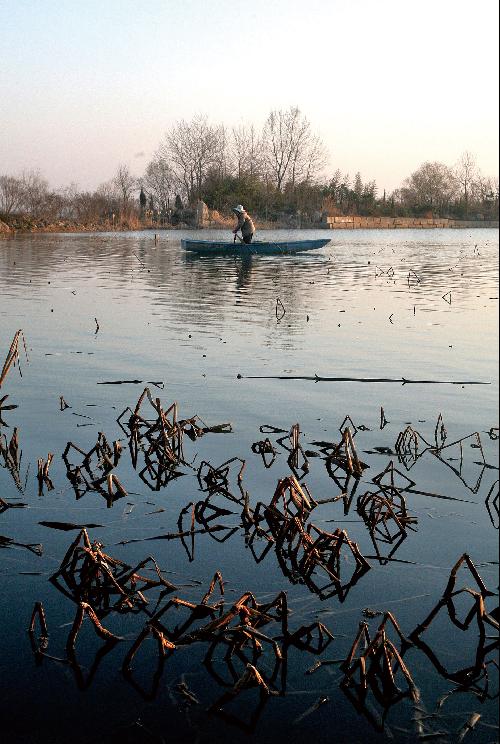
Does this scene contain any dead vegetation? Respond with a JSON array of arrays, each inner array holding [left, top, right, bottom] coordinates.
[[0, 330, 29, 388], [0, 382, 495, 736]]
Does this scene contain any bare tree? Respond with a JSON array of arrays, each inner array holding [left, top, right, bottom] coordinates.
[[160, 115, 226, 203], [230, 124, 263, 178], [20, 170, 50, 216], [262, 107, 326, 191], [455, 151, 477, 208], [0, 175, 24, 215], [113, 165, 136, 211], [142, 157, 174, 212]]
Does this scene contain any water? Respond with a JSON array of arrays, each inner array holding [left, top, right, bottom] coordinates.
[[0, 228, 498, 743]]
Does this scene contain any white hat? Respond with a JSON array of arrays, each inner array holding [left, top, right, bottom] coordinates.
[[233, 204, 245, 213]]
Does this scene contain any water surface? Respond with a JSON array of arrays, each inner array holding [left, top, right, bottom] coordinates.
[[0, 228, 498, 743]]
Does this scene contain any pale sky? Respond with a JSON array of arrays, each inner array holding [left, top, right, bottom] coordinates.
[[0, 0, 498, 193]]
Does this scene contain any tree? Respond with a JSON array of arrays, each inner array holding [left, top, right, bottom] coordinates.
[[113, 165, 136, 210], [401, 161, 459, 213], [230, 124, 263, 179], [327, 168, 342, 202], [455, 151, 477, 209], [353, 172, 363, 207], [160, 115, 226, 203], [139, 188, 147, 212], [142, 157, 173, 213], [20, 170, 50, 216], [0, 175, 24, 215], [261, 106, 326, 191]]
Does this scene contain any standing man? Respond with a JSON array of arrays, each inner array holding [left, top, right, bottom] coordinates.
[[232, 205, 255, 244]]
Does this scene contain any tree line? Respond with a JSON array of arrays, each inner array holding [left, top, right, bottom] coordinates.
[[1, 108, 498, 227]]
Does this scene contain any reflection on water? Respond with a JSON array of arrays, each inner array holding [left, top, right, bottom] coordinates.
[[0, 228, 498, 743]]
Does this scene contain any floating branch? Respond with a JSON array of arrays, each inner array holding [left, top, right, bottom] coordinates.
[[237, 373, 490, 385]]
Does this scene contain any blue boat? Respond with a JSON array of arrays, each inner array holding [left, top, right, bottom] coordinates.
[[181, 237, 330, 255]]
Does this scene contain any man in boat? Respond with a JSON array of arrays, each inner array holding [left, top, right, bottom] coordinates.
[[232, 205, 255, 244]]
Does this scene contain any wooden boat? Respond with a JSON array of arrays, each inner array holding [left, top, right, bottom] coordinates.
[[181, 237, 330, 255]]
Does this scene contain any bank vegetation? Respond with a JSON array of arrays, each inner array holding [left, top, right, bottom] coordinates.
[[1, 108, 498, 232]]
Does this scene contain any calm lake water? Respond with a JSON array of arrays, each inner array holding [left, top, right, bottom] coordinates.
[[0, 228, 498, 743]]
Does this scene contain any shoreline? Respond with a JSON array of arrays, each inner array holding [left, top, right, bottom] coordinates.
[[1, 218, 498, 237]]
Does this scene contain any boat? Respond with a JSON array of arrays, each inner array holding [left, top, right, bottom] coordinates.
[[181, 238, 330, 255]]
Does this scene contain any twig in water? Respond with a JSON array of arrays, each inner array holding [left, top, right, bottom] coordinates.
[[407, 270, 421, 287], [380, 407, 389, 430], [276, 298, 286, 322], [457, 714, 481, 742], [293, 696, 330, 724]]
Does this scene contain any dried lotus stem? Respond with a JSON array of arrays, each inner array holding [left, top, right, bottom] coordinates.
[[0, 330, 29, 388]]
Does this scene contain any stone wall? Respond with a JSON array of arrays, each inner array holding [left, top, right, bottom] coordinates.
[[319, 215, 499, 229]]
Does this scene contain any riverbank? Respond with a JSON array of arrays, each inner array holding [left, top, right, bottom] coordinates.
[[1, 214, 498, 236], [319, 215, 499, 229]]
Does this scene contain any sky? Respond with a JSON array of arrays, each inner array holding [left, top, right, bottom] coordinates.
[[0, 0, 498, 193]]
